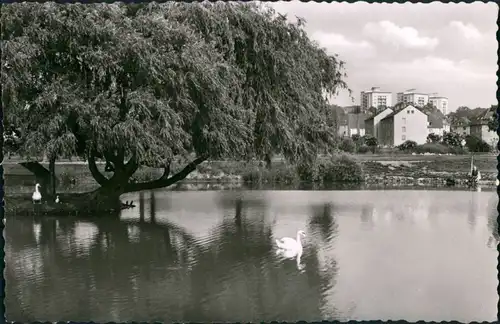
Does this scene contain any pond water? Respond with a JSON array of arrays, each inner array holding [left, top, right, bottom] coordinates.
[[5, 189, 498, 322]]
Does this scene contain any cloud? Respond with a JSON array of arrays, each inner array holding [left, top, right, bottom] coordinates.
[[449, 21, 482, 40], [310, 31, 375, 58], [363, 21, 439, 50], [266, 1, 497, 109], [381, 56, 494, 81]]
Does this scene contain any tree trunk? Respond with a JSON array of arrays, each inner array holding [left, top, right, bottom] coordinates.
[[264, 153, 272, 169], [49, 156, 56, 198], [83, 153, 208, 213]]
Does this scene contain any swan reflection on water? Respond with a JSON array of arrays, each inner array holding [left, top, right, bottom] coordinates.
[[276, 247, 305, 271]]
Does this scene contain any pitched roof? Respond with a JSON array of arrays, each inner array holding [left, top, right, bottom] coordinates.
[[469, 108, 496, 126], [452, 117, 471, 127], [427, 112, 444, 128], [380, 105, 425, 122], [365, 107, 393, 121]]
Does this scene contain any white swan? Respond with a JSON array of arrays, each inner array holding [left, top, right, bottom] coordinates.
[[32, 183, 42, 204], [55, 195, 60, 203], [275, 230, 306, 253]]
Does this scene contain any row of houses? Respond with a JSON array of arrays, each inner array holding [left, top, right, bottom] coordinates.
[[338, 105, 498, 147], [450, 109, 498, 147]]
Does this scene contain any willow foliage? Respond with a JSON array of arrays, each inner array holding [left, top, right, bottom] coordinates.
[[2, 2, 350, 192]]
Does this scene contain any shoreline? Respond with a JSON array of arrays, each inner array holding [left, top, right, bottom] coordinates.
[[4, 157, 495, 216], [3, 155, 497, 191]]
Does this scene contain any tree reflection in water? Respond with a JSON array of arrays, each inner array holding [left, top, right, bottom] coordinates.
[[486, 193, 499, 248], [6, 192, 344, 322], [306, 202, 353, 320]]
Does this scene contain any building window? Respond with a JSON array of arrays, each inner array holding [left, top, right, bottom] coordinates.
[[402, 135, 406, 141], [402, 126, 406, 132], [411, 110, 414, 114], [407, 110, 410, 114], [402, 117, 406, 124]]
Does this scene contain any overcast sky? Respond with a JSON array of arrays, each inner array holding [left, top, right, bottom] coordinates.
[[267, 1, 498, 111]]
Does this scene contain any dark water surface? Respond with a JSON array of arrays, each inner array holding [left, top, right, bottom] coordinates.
[[5, 189, 498, 322]]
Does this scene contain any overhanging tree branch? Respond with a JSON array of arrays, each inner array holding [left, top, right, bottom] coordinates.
[[88, 151, 110, 187], [124, 154, 208, 192]]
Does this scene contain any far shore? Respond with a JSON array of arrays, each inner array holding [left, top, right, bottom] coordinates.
[[3, 153, 497, 193]]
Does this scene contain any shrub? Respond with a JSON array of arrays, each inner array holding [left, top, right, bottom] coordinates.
[[364, 135, 378, 147], [242, 168, 264, 183], [242, 163, 299, 184], [449, 146, 468, 154], [465, 135, 492, 153], [398, 140, 418, 151], [244, 155, 364, 185], [296, 161, 321, 182], [340, 137, 356, 153], [270, 164, 300, 184], [318, 154, 364, 183], [357, 145, 370, 154], [196, 162, 218, 175], [427, 133, 442, 143], [134, 169, 161, 182], [442, 131, 463, 147], [414, 143, 450, 154], [363, 135, 378, 153], [59, 171, 77, 186], [351, 134, 361, 144]]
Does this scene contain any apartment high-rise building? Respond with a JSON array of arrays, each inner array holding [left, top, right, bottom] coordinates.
[[360, 87, 393, 111], [396, 89, 429, 107], [429, 96, 449, 115]]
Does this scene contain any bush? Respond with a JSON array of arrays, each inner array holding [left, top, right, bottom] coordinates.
[[59, 171, 77, 186], [364, 135, 378, 147], [449, 146, 468, 154], [296, 161, 321, 182], [242, 163, 299, 184], [414, 143, 450, 154], [363, 135, 378, 153], [133, 169, 161, 182], [442, 131, 463, 147], [465, 135, 492, 153], [427, 133, 442, 143], [357, 145, 370, 154], [244, 155, 364, 185], [351, 134, 361, 144], [242, 168, 264, 183], [398, 140, 418, 151], [340, 137, 356, 153], [319, 154, 364, 183]]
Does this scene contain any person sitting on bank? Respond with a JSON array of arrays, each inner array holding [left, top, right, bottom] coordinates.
[[470, 165, 481, 183]]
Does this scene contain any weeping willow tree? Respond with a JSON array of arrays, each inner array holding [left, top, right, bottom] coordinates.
[[2, 2, 350, 203]]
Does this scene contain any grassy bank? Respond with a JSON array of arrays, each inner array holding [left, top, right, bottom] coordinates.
[[4, 153, 497, 193]]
